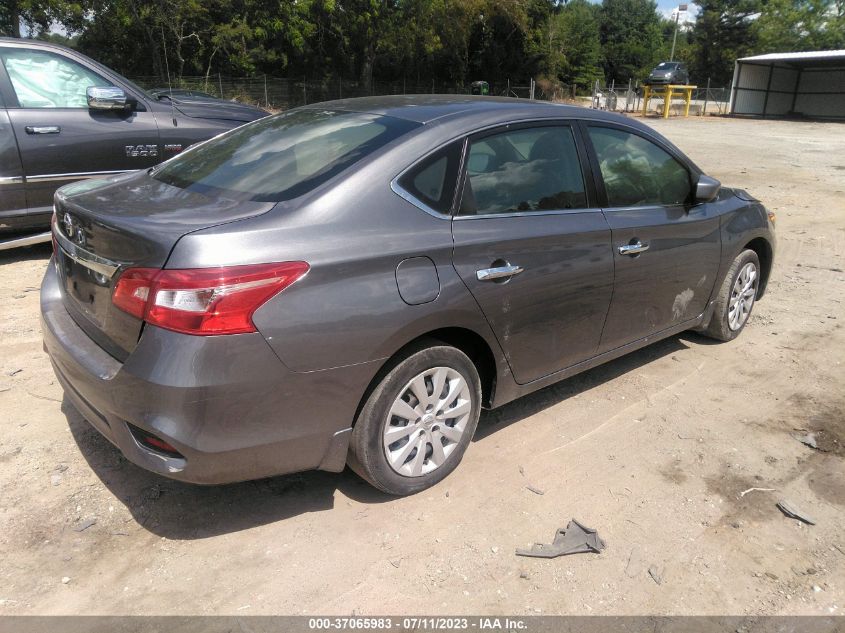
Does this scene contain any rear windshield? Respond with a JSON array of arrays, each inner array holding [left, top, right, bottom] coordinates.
[[152, 109, 419, 201]]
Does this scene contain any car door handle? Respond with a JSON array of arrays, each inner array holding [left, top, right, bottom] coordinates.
[[476, 264, 524, 281], [618, 241, 650, 256], [25, 126, 61, 135]]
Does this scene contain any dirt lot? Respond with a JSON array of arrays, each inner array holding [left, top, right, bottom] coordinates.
[[0, 116, 843, 616]]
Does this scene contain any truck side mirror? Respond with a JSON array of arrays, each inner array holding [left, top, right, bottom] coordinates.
[[87, 86, 130, 111], [695, 174, 721, 203]]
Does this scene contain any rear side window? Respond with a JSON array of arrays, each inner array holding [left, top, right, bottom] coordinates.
[[152, 109, 419, 202], [2, 49, 113, 108], [397, 142, 462, 215], [458, 126, 587, 216], [587, 126, 691, 207]]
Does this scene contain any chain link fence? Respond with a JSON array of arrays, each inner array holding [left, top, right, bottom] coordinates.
[[589, 80, 730, 116], [129, 75, 576, 111], [133, 73, 732, 115]]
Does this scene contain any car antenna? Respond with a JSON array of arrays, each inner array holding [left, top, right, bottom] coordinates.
[[161, 26, 177, 127]]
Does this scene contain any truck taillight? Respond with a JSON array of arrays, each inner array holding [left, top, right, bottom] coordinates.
[[112, 262, 309, 335]]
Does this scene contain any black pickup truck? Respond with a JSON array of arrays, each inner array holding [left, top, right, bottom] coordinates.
[[0, 37, 267, 237]]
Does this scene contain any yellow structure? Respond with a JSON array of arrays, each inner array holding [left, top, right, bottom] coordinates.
[[642, 84, 697, 118]]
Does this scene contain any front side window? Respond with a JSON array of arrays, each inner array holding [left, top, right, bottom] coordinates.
[[2, 49, 113, 108], [588, 126, 691, 207], [152, 109, 420, 202], [458, 126, 587, 216]]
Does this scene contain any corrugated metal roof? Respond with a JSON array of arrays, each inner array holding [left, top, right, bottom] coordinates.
[[738, 50, 845, 62]]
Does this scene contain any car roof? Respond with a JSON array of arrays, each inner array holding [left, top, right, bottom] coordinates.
[[306, 94, 640, 126], [305, 95, 697, 173], [0, 36, 76, 53]]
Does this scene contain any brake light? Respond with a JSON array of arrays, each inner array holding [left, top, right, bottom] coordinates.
[[112, 262, 309, 335]]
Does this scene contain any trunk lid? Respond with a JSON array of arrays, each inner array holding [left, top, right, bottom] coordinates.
[[53, 171, 275, 360]]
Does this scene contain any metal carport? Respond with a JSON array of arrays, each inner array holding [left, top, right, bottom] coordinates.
[[730, 50, 845, 120]]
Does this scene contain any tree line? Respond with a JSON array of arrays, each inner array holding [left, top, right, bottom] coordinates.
[[3, 0, 844, 91]]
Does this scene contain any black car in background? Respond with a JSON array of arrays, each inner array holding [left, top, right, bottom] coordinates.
[[645, 61, 690, 85], [148, 88, 219, 101], [0, 38, 267, 235]]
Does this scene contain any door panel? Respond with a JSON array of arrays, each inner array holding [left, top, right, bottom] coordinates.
[[598, 203, 721, 352], [0, 108, 27, 228], [450, 123, 613, 384], [0, 47, 160, 212], [453, 213, 613, 383], [9, 108, 160, 210], [584, 124, 721, 352]]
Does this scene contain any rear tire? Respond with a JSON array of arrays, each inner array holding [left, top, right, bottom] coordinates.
[[701, 249, 760, 341], [348, 344, 482, 496]]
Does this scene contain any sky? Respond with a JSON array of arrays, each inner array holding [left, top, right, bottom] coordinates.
[[659, 1, 700, 21], [587, 0, 700, 21]]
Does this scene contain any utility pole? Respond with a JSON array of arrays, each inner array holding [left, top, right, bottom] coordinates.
[[670, 4, 687, 61]]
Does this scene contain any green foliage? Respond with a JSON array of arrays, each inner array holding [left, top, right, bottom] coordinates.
[[755, 0, 845, 52], [689, 0, 761, 85], [599, 0, 664, 82], [539, 0, 603, 88], [1, 0, 89, 38], [12, 0, 835, 93]]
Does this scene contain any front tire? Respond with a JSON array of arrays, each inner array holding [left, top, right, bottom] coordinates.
[[701, 249, 760, 341], [348, 344, 482, 496]]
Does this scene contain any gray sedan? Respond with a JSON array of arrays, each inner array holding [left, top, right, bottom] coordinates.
[[41, 96, 775, 495]]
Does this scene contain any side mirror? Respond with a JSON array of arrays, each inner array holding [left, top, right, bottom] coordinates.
[[695, 174, 721, 203], [87, 86, 129, 110]]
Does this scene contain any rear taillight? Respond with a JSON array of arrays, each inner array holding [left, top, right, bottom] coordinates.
[[112, 262, 309, 335]]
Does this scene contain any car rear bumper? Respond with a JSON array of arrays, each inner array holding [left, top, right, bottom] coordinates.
[[41, 260, 375, 484]]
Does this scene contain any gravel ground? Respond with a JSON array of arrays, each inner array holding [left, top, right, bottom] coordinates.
[[0, 116, 843, 616]]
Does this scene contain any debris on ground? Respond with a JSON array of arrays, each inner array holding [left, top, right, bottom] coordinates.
[[777, 500, 817, 525], [739, 487, 776, 498], [648, 565, 664, 585], [526, 485, 545, 495], [73, 518, 97, 532], [795, 433, 819, 450], [625, 547, 645, 578], [515, 519, 605, 558]]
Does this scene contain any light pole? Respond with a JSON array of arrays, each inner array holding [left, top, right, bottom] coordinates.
[[670, 4, 688, 61]]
